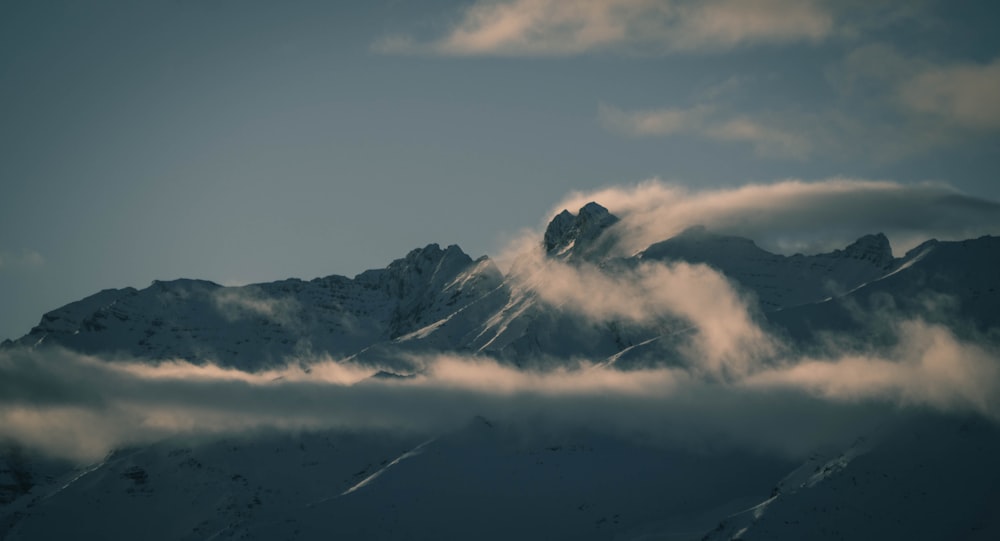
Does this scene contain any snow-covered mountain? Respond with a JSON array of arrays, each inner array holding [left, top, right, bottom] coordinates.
[[2, 202, 999, 540], [13, 202, 976, 368], [5, 243, 504, 369]]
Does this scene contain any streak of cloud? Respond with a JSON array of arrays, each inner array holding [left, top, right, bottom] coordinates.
[[375, 0, 835, 56], [599, 104, 812, 159], [211, 286, 301, 326]]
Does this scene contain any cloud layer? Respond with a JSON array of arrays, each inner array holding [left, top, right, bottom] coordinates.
[[3, 311, 997, 464]]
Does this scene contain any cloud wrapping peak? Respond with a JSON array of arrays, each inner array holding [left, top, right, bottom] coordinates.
[[508, 249, 777, 378], [376, 0, 834, 56], [550, 178, 1000, 256]]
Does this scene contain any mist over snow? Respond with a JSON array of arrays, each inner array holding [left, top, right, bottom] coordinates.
[[2, 320, 998, 464]]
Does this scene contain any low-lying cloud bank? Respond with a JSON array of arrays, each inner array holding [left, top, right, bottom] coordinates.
[[2, 316, 997, 463], [550, 178, 1000, 256]]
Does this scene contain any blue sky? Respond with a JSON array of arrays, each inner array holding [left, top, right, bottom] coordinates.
[[2, 0, 999, 340]]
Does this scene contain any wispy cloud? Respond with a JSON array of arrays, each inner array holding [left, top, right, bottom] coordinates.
[[602, 42, 1000, 161], [898, 58, 1000, 130], [746, 320, 1000, 415], [211, 286, 301, 326], [598, 97, 969, 163], [598, 103, 714, 137], [550, 178, 1000, 256], [375, 0, 835, 56], [505, 245, 777, 377], [599, 104, 812, 158], [829, 43, 1000, 132]]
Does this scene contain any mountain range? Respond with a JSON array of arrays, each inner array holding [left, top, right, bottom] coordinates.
[[2, 202, 998, 540]]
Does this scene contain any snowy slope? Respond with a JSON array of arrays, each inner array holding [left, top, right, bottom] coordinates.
[[768, 235, 1000, 347], [7, 244, 503, 370], [1, 420, 795, 541], [700, 413, 1000, 541], [639, 226, 895, 309]]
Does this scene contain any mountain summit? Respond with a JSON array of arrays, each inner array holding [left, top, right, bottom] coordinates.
[[542, 202, 620, 259]]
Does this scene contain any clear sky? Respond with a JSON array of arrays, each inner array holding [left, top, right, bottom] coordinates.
[[2, 0, 999, 341]]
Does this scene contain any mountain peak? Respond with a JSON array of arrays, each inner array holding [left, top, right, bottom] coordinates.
[[578, 201, 611, 219], [543, 202, 619, 258], [841, 232, 893, 268]]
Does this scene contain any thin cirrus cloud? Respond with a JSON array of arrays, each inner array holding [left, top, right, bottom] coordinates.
[[374, 0, 835, 56], [548, 178, 1000, 256]]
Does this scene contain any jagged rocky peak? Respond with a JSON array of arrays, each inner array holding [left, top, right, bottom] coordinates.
[[357, 243, 485, 300], [838, 232, 894, 268], [543, 202, 620, 257], [392, 243, 472, 272]]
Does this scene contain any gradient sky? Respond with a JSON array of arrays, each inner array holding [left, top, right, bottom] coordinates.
[[2, 0, 999, 341]]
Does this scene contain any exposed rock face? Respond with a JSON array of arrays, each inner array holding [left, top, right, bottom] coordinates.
[[543, 202, 620, 259], [838, 232, 895, 269]]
